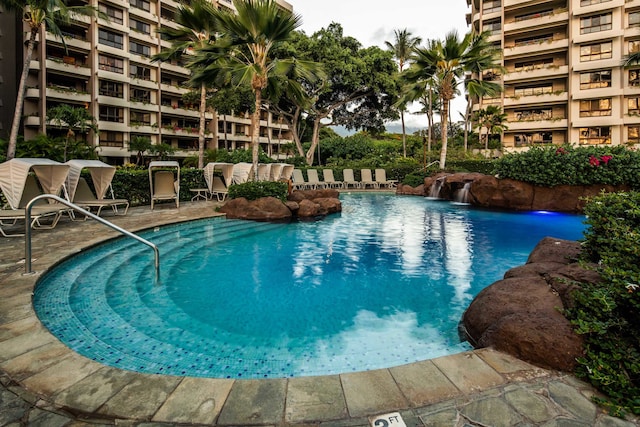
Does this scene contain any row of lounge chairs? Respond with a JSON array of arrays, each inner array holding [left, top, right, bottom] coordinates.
[[0, 158, 130, 237], [202, 162, 294, 201], [292, 168, 397, 190]]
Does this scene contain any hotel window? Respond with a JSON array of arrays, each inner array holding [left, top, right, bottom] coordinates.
[[130, 110, 151, 125], [98, 29, 123, 49], [515, 132, 552, 146], [580, 0, 611, 5], [514, 34, 553, 47], [581, 13, 612, 34], [130, 88, 151, 103], [99, 80, 123, 98], [630, 40, 640, 53], [628, 126, 640, 144], [515, 108, 553, 121], [130, 64, 151, 80], [631, 12, 640, 27], [580, 70, 611, 89], [630, 70, 640, 86], [483, 20, 501, 34], [99, 131, 124, 148], [130, 18, 151, 34], [130, 41, 151, 57], [579, 127, 611, 145], [130, 0, 150, 12], [483, 0, 501, 14], [580, 42, 612, 61], [98, 54, 123, 73], [628, 97, 640, 114], [514, 84, 553, 97], [99, 106, 124, 122], [580, 98, 612, 117], [98, 4, 123, 24]]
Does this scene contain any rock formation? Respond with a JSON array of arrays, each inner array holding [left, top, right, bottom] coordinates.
[[461, 237, 598, 371], [219, 189, 342, 221]]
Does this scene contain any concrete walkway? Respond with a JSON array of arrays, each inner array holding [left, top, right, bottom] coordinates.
[[0, 201, 637, 426]]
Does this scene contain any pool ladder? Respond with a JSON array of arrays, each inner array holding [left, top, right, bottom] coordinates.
[[24, 194, 159, 277]]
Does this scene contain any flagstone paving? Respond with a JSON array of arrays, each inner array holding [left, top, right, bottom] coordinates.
[[0, 200, 638, 426]]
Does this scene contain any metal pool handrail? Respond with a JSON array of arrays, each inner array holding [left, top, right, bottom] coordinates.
[[25, 194, 159, 276]]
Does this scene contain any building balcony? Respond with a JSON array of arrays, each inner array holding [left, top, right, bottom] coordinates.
[[504, 10, 568, 34], [507, 118, 568, 130], [504, 91, 568, 106], [626, 0, 640, 9], [160, 83, 188, 95], [575, 0, 624, 16], [129, 77, 158, 90], [46, 59, 92, 77], [128, 124, 156, 133], [98, 121, 129, 132], [128, 101, 159, 112], [97, 96, 130, 108], [572, 116, 623, 127], [160, 62, 189, 75], [625, 26, 640, 38], [504, 64, 569, 82], [220, 114, 251, 125], [24, 116, 41, 127], [504, 0, 556, 9], [504, 38, 569, 58], [129, 7, 156, 23], [46, 33, 91, 51], [160, 105, 199, 117], [573, 29, 625, 46], [29, 60, 40, 71], [624, 113, 640, 124], [45, 87, 91, 103], [25, 88, 40, 98], [97, 146, 128, 157]]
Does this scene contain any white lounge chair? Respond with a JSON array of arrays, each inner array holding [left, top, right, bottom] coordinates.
[[280, 164, 294, 181], [322, 169, 343, 189], [149, 161, 180, 209], [257, 164, 272, 181], [66, 160, 129, 217], [204, 162, 234, 201], [232, 162, 253, 184], [270, 163, 285, 181], [374, 169, 398, 189], [72, 177, 129, 217], [342, 169, 360, 189], [360, 169, 378, 189], [306, 169, 326, 189], [292, 169, 310, 190]]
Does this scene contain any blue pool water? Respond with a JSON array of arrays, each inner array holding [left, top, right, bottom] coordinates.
[[34, 194, 586, 378]]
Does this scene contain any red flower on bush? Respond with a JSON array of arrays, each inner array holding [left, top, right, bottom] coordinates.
[[556, 147, 567, 155], [600, 155, 613, 164], [589, 155, 601, 166]]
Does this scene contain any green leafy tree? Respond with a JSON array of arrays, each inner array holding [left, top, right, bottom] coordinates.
[[129, 135, 152, 166], [46, 104, 99, 161], [193, 0, 312, 179], [405, 30, 500, 169], [0, 0, 103, 160], [472, 105, 508, 150], [209, 86, 255, 150], [153, 0, 220, 169], [149, 143, 176, 161], [385, 28, 422, 158]]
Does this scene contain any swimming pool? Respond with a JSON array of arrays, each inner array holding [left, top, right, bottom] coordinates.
[[34, 193, 586, 378]]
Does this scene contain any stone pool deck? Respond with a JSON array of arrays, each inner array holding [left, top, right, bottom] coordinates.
[[0, 200, 638, 426]]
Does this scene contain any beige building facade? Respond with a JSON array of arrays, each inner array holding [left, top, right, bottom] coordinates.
[[1, 0, 293, 164], [467, 0, 640, 150]]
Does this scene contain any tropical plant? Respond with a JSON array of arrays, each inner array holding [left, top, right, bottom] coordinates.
[[128, 135, 152, 166], [472, 105, 508, 150], [153, 0, 220, 169], [193, 0, 312, 179], [46, 104, 99, 161], [404, 30, 501, 169], [0, 0, 104, 160], [385, 29, 422, 158]]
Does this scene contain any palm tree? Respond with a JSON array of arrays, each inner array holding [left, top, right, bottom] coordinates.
[[385, 29, 422, 157], [46, 104, 99, 161], [0, 0, 103, 160], [153, 0, 220, 169], [405, 30, 500, 169], [472, 105, 508, 149], [193, 0, 304, 180]]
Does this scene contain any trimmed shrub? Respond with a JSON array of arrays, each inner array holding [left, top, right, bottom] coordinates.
[[493, 145, 640, 188], [228, 181, 288, 202], [566, 191, 640, 416]]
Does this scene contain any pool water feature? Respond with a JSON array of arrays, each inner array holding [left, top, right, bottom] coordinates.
[[34, 194, 586, 379]]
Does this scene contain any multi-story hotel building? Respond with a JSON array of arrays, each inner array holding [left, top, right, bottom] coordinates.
[[0, 0, 294, 164], [467, 0, 640, 150]]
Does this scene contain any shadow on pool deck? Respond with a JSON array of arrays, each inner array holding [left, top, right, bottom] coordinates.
[[0, 200, 637, 426]]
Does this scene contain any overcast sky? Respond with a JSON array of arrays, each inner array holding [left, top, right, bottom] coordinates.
[[291, 0, 472, 130]]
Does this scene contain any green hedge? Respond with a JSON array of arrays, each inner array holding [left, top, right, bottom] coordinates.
[[493, 145, 640, 188], [228, 181, 288, 202], [566, 191, 640, 416]]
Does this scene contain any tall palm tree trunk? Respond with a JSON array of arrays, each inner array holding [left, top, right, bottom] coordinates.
[[198, 83, 206, 169], [251, 91, 261, 181], [463, 100, 471, 152], [401, 110, 407, 157], [7, 29, 38, 160], [440, 98, 449, 170]]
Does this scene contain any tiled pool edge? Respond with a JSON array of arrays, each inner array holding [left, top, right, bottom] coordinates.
[[0, 202, 626, 425]]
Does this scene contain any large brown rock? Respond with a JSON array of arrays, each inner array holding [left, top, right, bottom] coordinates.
[[396, 183, 425, 196], [219, 197, 292, 221], [462, 237, 586, 371]]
